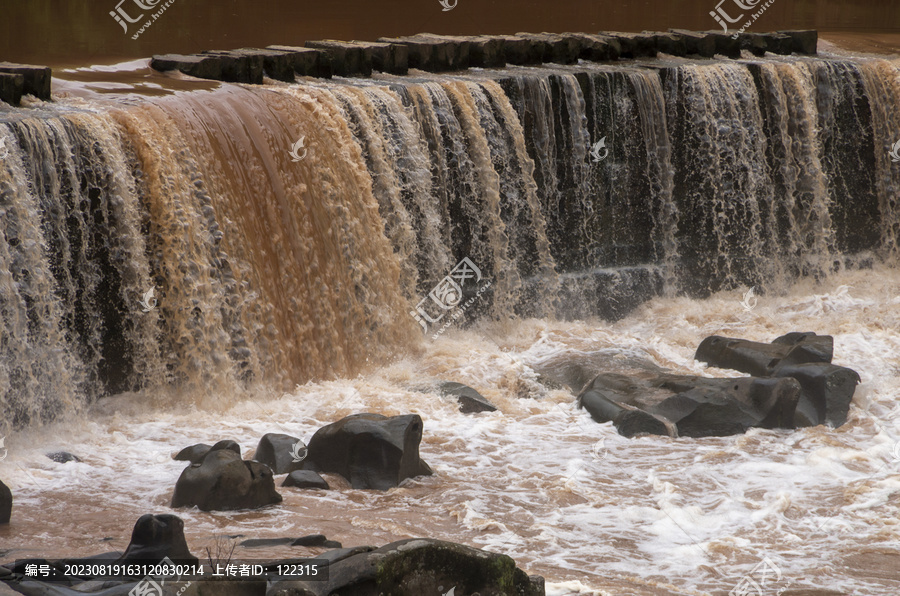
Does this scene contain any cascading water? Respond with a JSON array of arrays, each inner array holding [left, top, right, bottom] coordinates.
[[1, 53, 899, 427], [2, 45, 900, 596]]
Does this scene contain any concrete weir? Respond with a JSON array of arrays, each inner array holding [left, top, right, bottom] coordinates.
[[148, 29, 818, 82]]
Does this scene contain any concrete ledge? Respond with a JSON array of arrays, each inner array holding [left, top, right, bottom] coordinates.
[[146, 30, 820, 84], [0, 72, 24, 106], [265, 46, 333, 78], [0, 62, 51, 100]]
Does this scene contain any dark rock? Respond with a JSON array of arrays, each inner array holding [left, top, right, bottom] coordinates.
[[703, 30, 742, 57], [282, 470, 329, 490], [515, 32, 581, 64], [462, 35, 507, 67], [230, 48, 299, 82], [255, 433, 307, 474], [437, 381, 497, 414], [761, 32, 795, 55], [240, 537, 295, 548], [46, 452, 81, 464], [150, 54, 224, 80], [578, 384, 673, 437], [0, 479, 10, 524], [266, 46, 334, 78], [579, 372, 802, 438], [565, 33, 620, 61], [173, 443, 212, 464], [291, 535, 341, 548], [304, 40, 373, 77], [776, 363, 860, 428], [367, 42, 409, 75], [492, 35, 540, 65], [649, 32, 688, 57], [0, 62, 51, 100], [0, 72, 23, 106], [695, 332, 833, 377], [377, 35, 470, 72], [266, 538, 544, 596], [695, 333, 858, 427], [650, 376, 802, 437], [778, 29, 818, 54], [601, 32, 659, 58], [669, 30, 717, 57], [171, 449, 281, 511], [208, 439, 241, 457], [304, 413, 432, 490], [201, 50, 264, 83], [118, 514, 197, 564]]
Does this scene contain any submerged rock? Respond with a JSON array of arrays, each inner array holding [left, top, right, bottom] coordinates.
[[171, 449, 281, 511], [282, 470, 329, 490], [267, 538, 544, 596], [46, 452, 81, 464], [0, 479, 10, 524], [304, 414, 432, 490], [118, 514, 197, 564], [437, 381, 498, 413]]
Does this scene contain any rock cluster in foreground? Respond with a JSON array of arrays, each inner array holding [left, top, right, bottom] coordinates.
[[0, 514, 543, 596]]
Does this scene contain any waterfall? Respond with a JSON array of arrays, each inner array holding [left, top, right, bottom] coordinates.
[[1, 53, 898, 426]]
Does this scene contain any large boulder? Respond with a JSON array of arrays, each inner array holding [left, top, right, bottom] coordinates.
[[171, 449, 281, 511], [267, 538, 544, 596], [304, 414, 432, 490], [0, 479, 10, 524], [282, 470, 329, 490], [255, 433, 307, 474], [118, 514, 198, 564], [578, 372, 801, 438], [695, 333, 859, 427]]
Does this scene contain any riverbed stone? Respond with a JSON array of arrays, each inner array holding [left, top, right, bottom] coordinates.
[[437, 381, 497, 413], [305, 40, 373, 77], [601, 32, 659, 58], [669, 29, 717, 57], [0, 63, 51, 100], [255, 433, 307, 474], [120, 514, 198, 564], [173, 443, 213, 464], [282, 470, 329, 489], [171, 448, 281, 511], [266, 538, 544, 596], [201, 50, 264, 83], [304, 413, 432, 490], [565, 33, 621, 61]]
